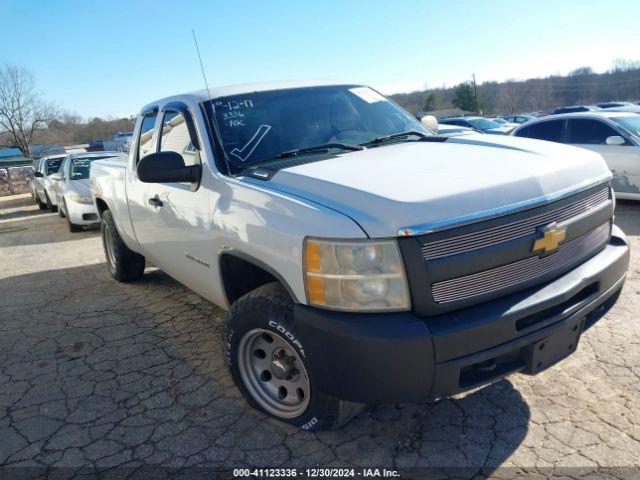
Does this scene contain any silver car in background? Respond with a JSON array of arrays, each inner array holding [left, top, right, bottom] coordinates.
[[512, 111, 640, 200], [52, 152, 127, 231], [33, 154, 66, 210]]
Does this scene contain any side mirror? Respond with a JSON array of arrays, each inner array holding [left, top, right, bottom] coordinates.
[[605, 135, 626, 146], [34, 171, 43, 177], [420, 115, 438, 132], [137, 151, 201, 184]]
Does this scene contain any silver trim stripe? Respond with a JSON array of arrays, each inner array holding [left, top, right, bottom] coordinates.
[[398, 174, 611, 236], [422, 185, 610, 260], [431, 222, 610, 304]]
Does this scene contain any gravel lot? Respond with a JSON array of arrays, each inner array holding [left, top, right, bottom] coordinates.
[[1, 193, 639, 478]]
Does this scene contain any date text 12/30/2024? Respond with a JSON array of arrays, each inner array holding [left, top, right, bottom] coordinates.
[[233, 468, 401, 478]]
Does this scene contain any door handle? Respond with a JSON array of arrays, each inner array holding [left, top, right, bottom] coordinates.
[[148, 195, 163, 208]]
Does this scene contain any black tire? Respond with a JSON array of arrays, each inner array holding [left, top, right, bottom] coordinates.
[[223, 282, 365, 430], [68, 219, 82, 232], [36, 193, 47, 210], [101, 209, 145, 282], [45, 192, 58, 212]]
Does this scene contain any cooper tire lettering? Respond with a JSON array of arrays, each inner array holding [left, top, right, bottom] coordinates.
[[268, 320, 305, 357]]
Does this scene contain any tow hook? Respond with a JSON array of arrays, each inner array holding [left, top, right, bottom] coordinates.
[[477, 359, 497, 372]]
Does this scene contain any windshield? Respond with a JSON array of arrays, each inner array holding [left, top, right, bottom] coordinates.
[[611, 116, 640, 139], [70, 156, 110, 180], [46, 159, 63, 175], [207, 85, 429, 171], [468, 118, 502, 130]]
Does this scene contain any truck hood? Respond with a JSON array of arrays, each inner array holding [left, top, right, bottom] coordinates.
[[69, 179, 91, 196], [248, 135, 611, 238]]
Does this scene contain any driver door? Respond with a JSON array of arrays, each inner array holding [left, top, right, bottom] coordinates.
[[142, 102, 214, 297]]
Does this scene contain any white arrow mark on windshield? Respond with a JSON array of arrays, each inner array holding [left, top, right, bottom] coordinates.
[[230, 124, 272, 162]]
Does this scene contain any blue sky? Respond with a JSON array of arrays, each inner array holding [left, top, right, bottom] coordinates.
[[1, 0, 639, 118]]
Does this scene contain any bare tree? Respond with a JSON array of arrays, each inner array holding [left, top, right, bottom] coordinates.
[[0, 64, 57, 157], [496, 80, 525, 114]]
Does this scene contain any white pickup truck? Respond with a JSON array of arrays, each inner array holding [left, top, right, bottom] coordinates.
[[90, 81, 629, 430]]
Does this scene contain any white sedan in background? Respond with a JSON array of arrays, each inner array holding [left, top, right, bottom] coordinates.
[[53, 152, 127, 231], [33, 154, 66, 210], [512, 111, 640, 200], [436, 123, 476, 137]]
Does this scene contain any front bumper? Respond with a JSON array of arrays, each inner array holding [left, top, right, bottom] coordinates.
[[65, 198, 100, 225], [294, 225, 629, 404]]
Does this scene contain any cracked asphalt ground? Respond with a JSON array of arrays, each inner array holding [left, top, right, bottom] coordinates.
[[0, 193, 639, 479]]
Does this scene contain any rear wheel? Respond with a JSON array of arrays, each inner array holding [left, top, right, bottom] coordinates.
[[101, 209, 145, 281], [223, 282, 365, 430]]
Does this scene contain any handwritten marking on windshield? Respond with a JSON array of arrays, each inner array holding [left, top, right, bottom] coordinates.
[[230, 124, 271, 162]]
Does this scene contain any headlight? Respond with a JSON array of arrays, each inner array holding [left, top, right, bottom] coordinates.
[[303, 238, 410, 312], [69, 193, 93, 204]]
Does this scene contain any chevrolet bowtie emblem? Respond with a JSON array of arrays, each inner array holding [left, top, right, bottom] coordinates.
[[532, 224, 566, 255]]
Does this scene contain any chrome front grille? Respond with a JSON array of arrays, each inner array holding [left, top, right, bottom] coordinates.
[[431, 222, 610, 303], [422, 185, 610, 260]]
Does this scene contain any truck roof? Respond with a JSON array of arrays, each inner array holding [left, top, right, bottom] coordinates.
[[141, 80, 356, 113], [67, 151, 126, 159]]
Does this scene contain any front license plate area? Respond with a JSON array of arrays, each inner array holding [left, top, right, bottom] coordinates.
[[524, 317, 583, 374]]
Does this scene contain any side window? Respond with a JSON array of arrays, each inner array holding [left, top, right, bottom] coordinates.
[[567, 119, 620, 145], [517, 120, 565, 143], [137, 113, 158, 163], [159, 110, 199, 166]]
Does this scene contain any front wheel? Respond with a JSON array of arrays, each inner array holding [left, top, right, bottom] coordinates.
[[45, 192, 57, 212], [36, 193, 47, 210], [68, 219, 82, 232], [101, 209, 145, 281], [223, 282, 365, 430]]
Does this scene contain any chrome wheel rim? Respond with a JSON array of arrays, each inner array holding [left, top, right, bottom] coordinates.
[[238, 328, 311, 419], [104, 225, 117, 267]]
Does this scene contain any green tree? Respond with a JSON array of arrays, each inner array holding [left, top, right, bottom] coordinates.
[[423, 92, 437, 112], [452, 82, 476, 112]]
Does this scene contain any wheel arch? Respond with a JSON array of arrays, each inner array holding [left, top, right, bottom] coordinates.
[[95, 197, 109, 217], [219, 251, 300, 306]]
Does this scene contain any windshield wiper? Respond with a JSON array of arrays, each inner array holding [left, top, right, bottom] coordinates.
[[275, 142, 364, 159], [244, 143, 364, 170], [366, 130, 432, 145]]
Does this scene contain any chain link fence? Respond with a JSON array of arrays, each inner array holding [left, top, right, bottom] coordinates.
[[0, 166, 34, 197]]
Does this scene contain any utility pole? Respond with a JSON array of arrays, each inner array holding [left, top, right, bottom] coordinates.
[[472, 74, 479, 114]]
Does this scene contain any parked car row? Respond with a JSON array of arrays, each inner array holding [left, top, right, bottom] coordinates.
[[85, 80, 629, 430], [501, 114, 537, 124], [438, 116, 514, 135], [31, 151, 126, 231], [430, 99, 640, 137]]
